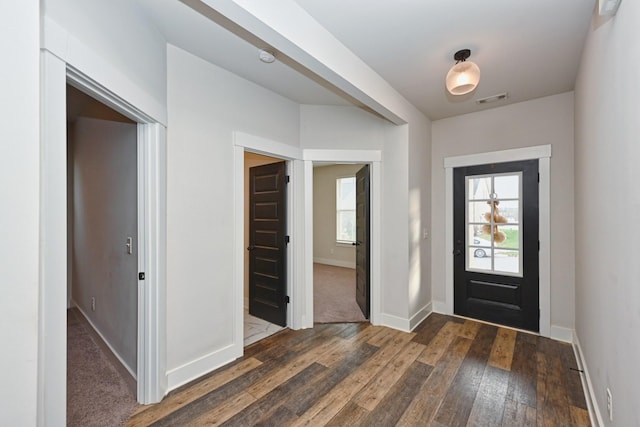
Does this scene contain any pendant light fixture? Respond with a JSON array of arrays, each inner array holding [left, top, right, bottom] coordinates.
[[446, 49, 481, 95]]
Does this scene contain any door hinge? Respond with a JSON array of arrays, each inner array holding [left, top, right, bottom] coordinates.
[[285, 235, 290, 244], [286, 175, 290, 183], [538, 240, 540, 251], [139, 272, 145, 280], [538, 173, 540, 183], [285, 295, 290, 304]]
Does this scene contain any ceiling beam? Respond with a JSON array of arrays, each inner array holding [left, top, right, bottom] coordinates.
[[181, 0, 418, 125]]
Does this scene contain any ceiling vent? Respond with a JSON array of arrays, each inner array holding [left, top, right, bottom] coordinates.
[[475, 92, 508, 105]]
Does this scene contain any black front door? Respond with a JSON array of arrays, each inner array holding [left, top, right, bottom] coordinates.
[[355, 165, 370, 319], [453, 160, 539, 331], [248, 161, 287, 327]]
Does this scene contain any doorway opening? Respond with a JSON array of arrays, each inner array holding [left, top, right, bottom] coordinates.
[[312, 163, 370, 324], [66, 84, 139, 424], [243, 152, 287, 346]]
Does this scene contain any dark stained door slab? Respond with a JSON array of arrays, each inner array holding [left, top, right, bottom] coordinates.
[[248, 161, 287, 327], [355, 165, 370, 318], [454, 160, 539, 332]]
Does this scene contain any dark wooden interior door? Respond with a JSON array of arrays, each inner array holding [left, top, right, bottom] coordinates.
[[248, 161, 287, 327], [454, 160, 539, 332], [355, 165, 370, 319]]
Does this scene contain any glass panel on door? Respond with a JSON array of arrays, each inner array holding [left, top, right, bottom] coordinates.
[[466, 172, 522, 277]]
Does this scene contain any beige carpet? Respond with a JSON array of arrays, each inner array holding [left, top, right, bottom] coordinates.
[[314, 263, 367, 323], [67, 308, 139, 426]]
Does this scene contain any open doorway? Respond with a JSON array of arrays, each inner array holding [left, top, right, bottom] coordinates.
[[243, 152, 287, 345], [66, 85, 139, 425], [312, 163, 369, 323]]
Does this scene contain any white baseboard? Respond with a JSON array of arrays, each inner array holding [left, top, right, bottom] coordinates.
[[573, 332, 605, 427], [431, 300, 449, 314], [167, 343, 241, 391], [73, 301, 137, 380], [313, 258, 356, 269], [379, 312, 411, 332], [550, 325, 574, 343], [409, 303, 432, 331]]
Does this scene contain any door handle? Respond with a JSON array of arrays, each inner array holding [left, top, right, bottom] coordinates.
[[247, 245, 255, 251]]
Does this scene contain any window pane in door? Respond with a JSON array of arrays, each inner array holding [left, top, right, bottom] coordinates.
[[494, 225, 520, 250], [494, 249, 520, 274], [494, 200, 519, 224], [468, 176, 492, 200], [468, 247, 492, 271], [494, 174, 520, 199], [468, 225, 491, 248], [468, 201, 491, 224]]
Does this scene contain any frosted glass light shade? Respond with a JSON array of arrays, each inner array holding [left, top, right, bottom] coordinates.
[[446, 61, 481, 95]]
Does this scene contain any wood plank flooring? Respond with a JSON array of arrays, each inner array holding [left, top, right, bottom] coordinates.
[[126, 314, 590, 426]]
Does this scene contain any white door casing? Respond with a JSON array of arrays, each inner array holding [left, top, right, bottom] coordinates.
[[232, 133, 383, 354], [40, 48, 167, 427]]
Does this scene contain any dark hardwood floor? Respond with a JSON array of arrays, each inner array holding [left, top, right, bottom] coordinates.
[[126, 313, 591, 426]]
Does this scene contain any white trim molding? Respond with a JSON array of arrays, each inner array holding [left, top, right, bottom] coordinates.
[[378, 313, 412, 333], [39, 49, 168, 427], [166, 344, 238, 391], [573, 332, 605, 427], [233, 133, 304, 345], [42, 17, 167, 125], [303, 149, 382, 163], [409, 303, 433, 331], [549, 326, 574, 343], [443, 145, 552, 337], [233, 141, 383, 341]]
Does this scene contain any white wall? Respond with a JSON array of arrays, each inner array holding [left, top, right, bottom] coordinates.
[[0, 1, 40, 425], [313, 164, 363, 268], [166, 45, 300, 387], [71, 117, 138, 374], [381, 124, 410, 320], [408, 118, 432, 322], [431, 92, 575, 330], [574, 2, 640, 425]]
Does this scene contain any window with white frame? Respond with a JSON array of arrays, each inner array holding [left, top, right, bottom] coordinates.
[[336, 176, 356, 243]]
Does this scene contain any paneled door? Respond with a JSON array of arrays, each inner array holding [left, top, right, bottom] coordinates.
[[248, 161, 287, 327], [453, 160, 539, 331], [355, 164, 370, 319]]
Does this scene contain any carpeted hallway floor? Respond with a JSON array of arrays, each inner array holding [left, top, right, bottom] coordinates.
[[313, 263, 367, 323], [67, 308, 139, 426]]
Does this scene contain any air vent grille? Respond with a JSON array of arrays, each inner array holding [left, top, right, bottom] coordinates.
[[476, 92, 508, 105]]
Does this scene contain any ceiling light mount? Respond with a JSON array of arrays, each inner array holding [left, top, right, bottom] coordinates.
[[453, 49, 471, 62], [446, 48, 481, 96], [259, 49, 276, 64]]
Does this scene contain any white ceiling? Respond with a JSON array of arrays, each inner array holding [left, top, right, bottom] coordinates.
[[136, 0, 596, 120]]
